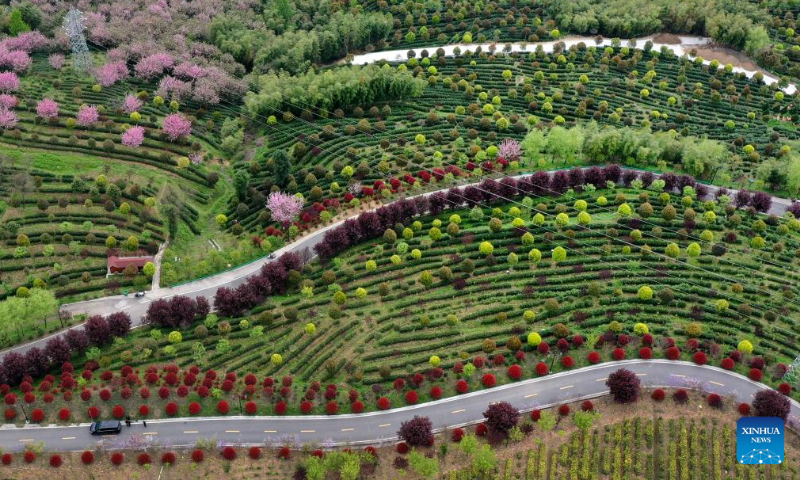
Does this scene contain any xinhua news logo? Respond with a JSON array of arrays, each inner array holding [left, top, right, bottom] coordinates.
[[737, 417, 784, 465]]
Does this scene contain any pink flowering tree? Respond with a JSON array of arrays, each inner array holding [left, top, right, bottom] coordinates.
[[266, 192, 304, 226], [0, 72, 19, 92], [122, 95, 142, 114], [161, 113, 191, 141], [94, 61, 128, 87], [0, 48, 31, 72], [134, 53, 174, 80], [0, 107, 17, 129], [36, 98, 59, 119], [0, 94, 17, 109], [121, 126, 145, 148], [498, 139, 522, 162], [48, 53, 65, 70], [76, 105, 99, 127]]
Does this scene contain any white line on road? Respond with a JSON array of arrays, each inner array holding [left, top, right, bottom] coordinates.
[[636, 373, 647, 377], [142, 432, 157, 436], [225, 430, 240, 433], [61, 436, 76, 440], [560, 385, 573, 390], [671, 374, 685, 378], [596, 378, 605, 382], [264, 430, 277, 433], [183, 430, 198, 434], [451, 409, 465, 414], [18, 439, 33, 442], [341, 428, 354, 432], [378, 424, 391, 428], [710, 381, 724, 386], [524, 393, 537, 398], [300, 430, 315, 433]]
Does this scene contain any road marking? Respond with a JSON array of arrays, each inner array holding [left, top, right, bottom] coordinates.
[[341, 428, 354, 432], [710, 381, 724, 387], [142, 432, 157, 436], [61, 436, 76, 440], [378, 424, 391, 428], [225, 430, 240, 433], [524, 393, 538, 398], [300, 430, 315, 433], [451, 409, 465, 414], [560, 385, 573, 390], [671, 374, 685, 378], [596, 378, 605, 382], [636, 373, 647, 377], [18, 439, 33, 442], [183, 430, 198, 434], [264, 430, 277, 433]]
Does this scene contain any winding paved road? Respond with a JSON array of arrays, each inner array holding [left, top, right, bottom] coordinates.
[[0, 360, 797, 452], [1, 168, 796, 361]]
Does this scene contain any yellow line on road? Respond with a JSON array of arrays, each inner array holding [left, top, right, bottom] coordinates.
[[142, 432, 157, 436], [225, 430, 240, 433], [61, 436, 76, 440], [524, 393, 538, 398], [378, 424, 391, 428], [300, 430, 315, 433], [559, 385, 573, 390], [183, 430, 198, 434], [18, 439, 33, 442], [596, 378, 605, 382], [341, 428, 354, 432], [264, 430, 277, 433], [451, 409, 465, 414], [710, 381, 724, 387]]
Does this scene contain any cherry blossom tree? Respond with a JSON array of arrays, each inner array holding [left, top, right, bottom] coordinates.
[[121, 126, 145, 147], [36, 98, 59, 119], [0, 94, 17, 109], [0, 32, 48, 53], [134, 53, 174, 80], [94, 61, 128, 87], [161, 113, 191, 141], [122, 94, 142, 114], [48, 54, 65, 70], [76, 105, 99, 127], [172, 62, 206, 80], [156, 76, 191, 101], [0, 47, 31, 72], [498, 139, 522, 161], [0, 107, 17, 129], [0, 72, 19, 92], [266, 192, 304, 226]]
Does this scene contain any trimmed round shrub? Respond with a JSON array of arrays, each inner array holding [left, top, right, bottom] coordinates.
[[191, 450, 204, 463], [351, 401, 364, 413], [161, 452, 176, 465], [430, 386, 443, 399], [111, 452, 124, 466], [222, 447, 236, 461], [248, 447, 261, 459], [665, 347, 681, 360], [581, 400, 594, 411], [651, 389, 666, 401], [531, 410, 542, 421], [535, 362, 549, 376], [561, 356, 574, 368], [720, 358, 735, 370], [451, 428, 465, 442], [482, 373, 496, 387], [612, 348, 626, 360], [748, 368, 763, 381], [138, 405, 149, 416], [31, 408, 45, 423], [778, 383, 792, 395], [81, 450, 95, 465], [137, 453, 151, 466], [558, 405, 570, 416], [277, 447, 291, 460], [738, 403, 752, 416], [326, 401, 338, 414], [639, 347, 653, 359], [24, 451, 36, 463], [87, 406, 99, 419], [456, 380, 469, 394], [673, 389, 689, 404], [49, 454, 62, 467], [245, 401, 258, 414], [1, 453, 11, 465], [707, 394, 722, 408], [300, 401, 313, 413], [165, 402, 178, 416], [405, 390, 419, 404], [587, 351, 601, 364], [111, 405, 124, 419], [508, 364, 522, 380], [475, 423, 488, 436], [396, 442, 409, 454], [377, 397, 391, 410], [217, 400, 230, 414], [693, 352, 707, 365]]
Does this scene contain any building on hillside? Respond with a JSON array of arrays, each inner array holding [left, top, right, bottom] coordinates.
[[107, 255, 154, 276]]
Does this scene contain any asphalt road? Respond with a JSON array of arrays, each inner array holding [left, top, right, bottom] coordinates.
[[0, 360, 797, 452], [1, 168, 795, 362]]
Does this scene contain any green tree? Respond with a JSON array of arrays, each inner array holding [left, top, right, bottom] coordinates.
[[8, 9, 30, 36], [408, 451, 439, 478]]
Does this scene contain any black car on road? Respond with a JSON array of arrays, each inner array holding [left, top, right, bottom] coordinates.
[[89, 420, 122, 435]]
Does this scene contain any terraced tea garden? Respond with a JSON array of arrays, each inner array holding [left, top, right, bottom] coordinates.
[[236, 41, 799, 232]]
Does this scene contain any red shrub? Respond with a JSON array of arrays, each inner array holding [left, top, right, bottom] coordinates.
[[472, 357, 485, 368], [778, 383, 792, 395], [31, 409, 44, 423], [112, 405, 124, 419], [393, 378, 405, 391], [587, 351, 601, 364], [558, 404, 570, 416], [456, 380, 469, 393], [738, 403, 751, 416], [137, 453, 151, 466], [1, 453, 10, 465], [530, 409, 541, 421], [482, 373, 496, 387], [138, 405, 149, 416], [364, 446, 377, 457], [81, 451, 94, 464], [405, 390, 419, 404], [581, 400, 594, 412], [537, 342, 550, 354], [493, 354, 506, 366], [377, 397, 391, 410], [58, 408, 70, 421], [561, 356, 575, 368], [161, 452, 176, 465], [245, 401, 258, 414], [139, 388, 150, 399], [49, 454, 62, 467], [639, 347, 652, 359], [4, 393, 16, 405], [277, 447, 291, 460], [43, 394, 54, 403], [176, 386, 189, 398], [326, 401, 338, 415], [535, 362, 549, 376], [191, 450, 204, 463], [707, 394, 722, 408], [110, 452, 124, 466], [222, 447, 236, 461], [396, 442, 409, 454], [23, 392, 35, 404], [451, 428, 465, 442], [651, 389, 666, 401], [748, 368, 763, 381], [673, 389, 689, 403], [720, 358, 735, 370], [217, 400, 230, 414], [665, 347, 681, 360], [248, 447, 261, 459], [165, 402, 178, 416], [24, 451, 35, 463], [99, 389, 111, 401], [80, 389, 92, 401], [351, 400, 364, 413], [430, 386, 443, 399], [4, 408, 15, 420], [158, 387, 170, 399], [275, 401, 288, 415], [508, 364, 522, 380], [612, 348, 626, 360], [300, 401, 313, 413], [188, 402, 201, 415], [693, 351, 707, 365]]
